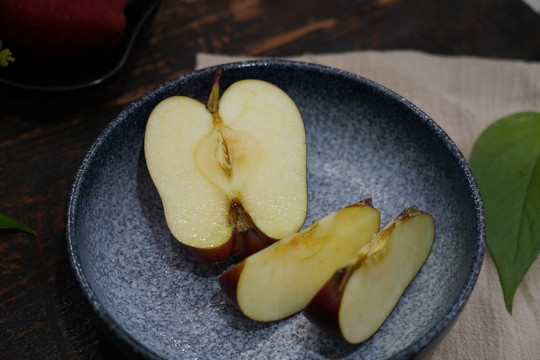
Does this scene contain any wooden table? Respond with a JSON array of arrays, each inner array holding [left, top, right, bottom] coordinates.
[[1, 0, 539, 358]]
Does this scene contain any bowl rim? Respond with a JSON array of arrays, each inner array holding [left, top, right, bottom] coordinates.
[[66, 58, 486, 359]]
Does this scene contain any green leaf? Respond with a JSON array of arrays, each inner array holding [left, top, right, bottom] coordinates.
[[470, 112, 540, 312], [0, 212, 36, 235]]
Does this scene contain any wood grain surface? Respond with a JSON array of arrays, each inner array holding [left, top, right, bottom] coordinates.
[[1, 0, 539, 358]]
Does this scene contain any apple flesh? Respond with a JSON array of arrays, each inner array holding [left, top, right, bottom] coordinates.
[[303, 206, 435, 344], [144, 70, 307, 264], [219, 200, 381, 322]]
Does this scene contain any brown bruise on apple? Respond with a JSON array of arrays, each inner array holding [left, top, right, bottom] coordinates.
[[144, 70, 307, 264], [218, 199, 381, 322], [303, 206, 435, 344]]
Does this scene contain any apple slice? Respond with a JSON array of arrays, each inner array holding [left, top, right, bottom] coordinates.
[[144, 70, 307, 264], [219, 200, 381, 322], [303, 206, 435, 344]]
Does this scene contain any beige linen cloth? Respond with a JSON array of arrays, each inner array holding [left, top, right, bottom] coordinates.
[[196, 51, 540, 359]]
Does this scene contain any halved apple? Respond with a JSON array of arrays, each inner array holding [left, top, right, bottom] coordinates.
[[303, 206, 435, 344], [144, 70, 308, 264], [219, 200, 381, 322]]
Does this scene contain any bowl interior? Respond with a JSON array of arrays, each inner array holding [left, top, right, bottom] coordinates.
[[68, 60, 484, 359]]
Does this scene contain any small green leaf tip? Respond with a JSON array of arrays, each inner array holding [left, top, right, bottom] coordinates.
[[0, 212, 36, 235]]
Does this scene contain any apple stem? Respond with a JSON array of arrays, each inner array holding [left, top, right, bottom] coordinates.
[[205, 68, 232, 175], [207, 68, 223, 114]]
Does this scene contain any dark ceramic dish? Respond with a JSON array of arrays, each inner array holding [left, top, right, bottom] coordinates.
[[66, 60, 485, 359]]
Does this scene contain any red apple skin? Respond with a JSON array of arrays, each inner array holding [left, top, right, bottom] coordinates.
[[232, 228, 277, 260], [0, 0, 132, 62], [348, 198, 372, 209], [218, 260, 245, 307], [185, 200, 279, 264], [186, 227, 277, 265], [227, 201, 279, 258], [303, 266, 353, 337], [186, 238, 235, 265]]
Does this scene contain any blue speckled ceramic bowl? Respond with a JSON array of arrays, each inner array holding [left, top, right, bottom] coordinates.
[[66, 60, 485, 359]]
